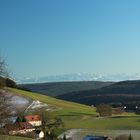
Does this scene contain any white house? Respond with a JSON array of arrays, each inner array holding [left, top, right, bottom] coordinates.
[[36, 130, 44, 139], [24, 115, 42, 127]]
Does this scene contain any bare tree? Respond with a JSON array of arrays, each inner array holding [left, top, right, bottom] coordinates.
[[0, 56, 16, 88], [96, 104, 112, 117], [0, 57, 8, 77], [0, 90, 12, 128], [0, 56, 16, 134], [0, 57, 9, 88]]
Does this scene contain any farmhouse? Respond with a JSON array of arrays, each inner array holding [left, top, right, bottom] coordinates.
[[5, 122, 35, 135], [24, 115, 42, 127]]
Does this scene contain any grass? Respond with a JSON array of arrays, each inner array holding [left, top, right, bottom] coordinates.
[[7, 87, 140, 130], [0, 135, 34, 140], [63, 116, 140, 129], [7, 87, 97, 115]]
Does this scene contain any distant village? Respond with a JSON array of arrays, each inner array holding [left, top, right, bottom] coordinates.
[[4, 115, 44, 139]]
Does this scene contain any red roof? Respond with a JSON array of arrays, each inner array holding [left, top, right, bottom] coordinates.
[[24, 115, 41, 122], [5, 122, 34, 131]]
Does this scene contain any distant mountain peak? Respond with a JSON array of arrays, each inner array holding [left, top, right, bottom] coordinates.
[[16, 73, 140, 84]]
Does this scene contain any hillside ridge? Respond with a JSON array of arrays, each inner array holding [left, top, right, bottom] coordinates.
[[56, 80, 140, 105]]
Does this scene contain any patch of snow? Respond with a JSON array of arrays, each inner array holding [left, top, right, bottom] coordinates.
[[31, 100, 48, 109], [24, 100, 57, 113], [25, 100, 48, 110]]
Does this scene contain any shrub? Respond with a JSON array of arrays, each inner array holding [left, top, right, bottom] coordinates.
[[96, 104, 112, 117]]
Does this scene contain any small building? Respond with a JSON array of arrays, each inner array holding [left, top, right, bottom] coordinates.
[[24, 115, 42, 127], [5, 122, 35, 135], [35, 130, 44, 139], [83, 135, 112, 140]]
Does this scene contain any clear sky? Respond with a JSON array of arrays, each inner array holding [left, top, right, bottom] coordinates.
[[1, 0, 140, 79]]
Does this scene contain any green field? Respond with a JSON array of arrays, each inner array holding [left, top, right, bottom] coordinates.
[[0, 135, 33, 140], [7, 88, 140, 130]]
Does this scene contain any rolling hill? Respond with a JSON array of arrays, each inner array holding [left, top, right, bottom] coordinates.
[[20, 80, 140, 107], [19, 81, 114, 97], [56, 80, 140, 106]]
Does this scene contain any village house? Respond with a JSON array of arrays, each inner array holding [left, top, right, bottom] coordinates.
[[24, 115, 42, 127], [35, 130, 45, 139], [4, 114, 44, 139], [5, 122, 35, 135]]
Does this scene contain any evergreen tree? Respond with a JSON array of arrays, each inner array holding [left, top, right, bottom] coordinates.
[[16, 116, 23, 122], [128, 134, 133, 140], [63, 134, 67, 140]]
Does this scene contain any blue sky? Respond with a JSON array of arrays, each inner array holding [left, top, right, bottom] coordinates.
[[1, 0, 140, 79]]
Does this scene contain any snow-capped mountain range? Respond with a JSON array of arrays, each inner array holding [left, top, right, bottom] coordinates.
[[16, 73, 140, 84]]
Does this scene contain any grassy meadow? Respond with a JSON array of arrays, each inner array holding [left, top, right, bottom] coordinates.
[[0, 135, 34, 140]]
